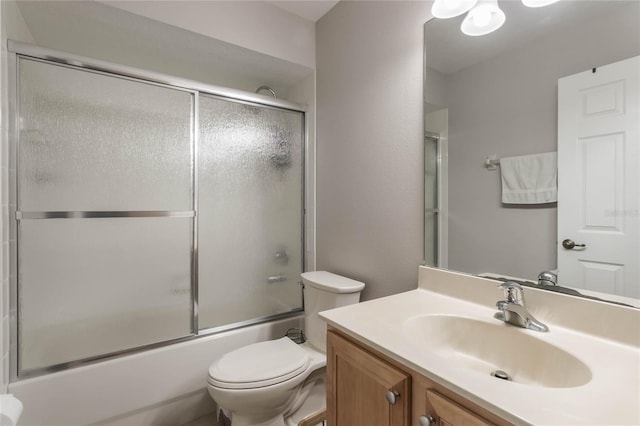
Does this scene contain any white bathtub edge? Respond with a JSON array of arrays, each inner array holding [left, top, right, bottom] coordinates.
[[9, 315, 304, 425]]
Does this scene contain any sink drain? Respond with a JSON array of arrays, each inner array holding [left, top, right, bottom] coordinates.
[[491, 370, 511, 381]]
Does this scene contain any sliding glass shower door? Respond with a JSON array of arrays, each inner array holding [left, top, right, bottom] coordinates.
[[198, 96, 304, 330], [17, 58, 195, 371], [12, 50, 305, 377]]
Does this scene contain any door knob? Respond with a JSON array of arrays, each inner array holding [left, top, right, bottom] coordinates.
[[385, 390, 400, 405], [562, 239, 586, 250]]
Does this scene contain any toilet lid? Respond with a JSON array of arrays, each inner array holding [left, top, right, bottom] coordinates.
[[208, 337, 310, 389]]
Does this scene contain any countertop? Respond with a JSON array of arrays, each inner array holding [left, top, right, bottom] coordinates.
[[320, 267, 640, 425]]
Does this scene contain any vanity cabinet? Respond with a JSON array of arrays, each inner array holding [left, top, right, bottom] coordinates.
[[326, 330, 411, 426], [327, 329, 509, 426], [425, 390, 492, 426]]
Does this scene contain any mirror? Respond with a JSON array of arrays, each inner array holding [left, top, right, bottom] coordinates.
[[424, 0, 640, 307]]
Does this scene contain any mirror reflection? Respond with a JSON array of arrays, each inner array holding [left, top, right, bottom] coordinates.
[[424, 0, 640, 307]]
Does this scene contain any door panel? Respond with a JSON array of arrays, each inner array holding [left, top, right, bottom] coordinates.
[[557, 56, 639, 298]]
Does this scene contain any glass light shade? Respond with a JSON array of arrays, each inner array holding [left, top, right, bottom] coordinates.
[[522, 0, 559, 7], [432, 0, 478, 19], [461, 0, 506, 36]]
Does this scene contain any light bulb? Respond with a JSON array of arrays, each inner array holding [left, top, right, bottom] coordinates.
[[461, 0, 505, 36], [472, 8, 492, 27], [448, 0, 462, 8]]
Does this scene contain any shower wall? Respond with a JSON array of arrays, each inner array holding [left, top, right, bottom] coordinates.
[[12, 50, 306, 377]]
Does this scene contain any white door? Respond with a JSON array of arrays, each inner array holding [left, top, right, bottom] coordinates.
[[557, 56, 639, 298]]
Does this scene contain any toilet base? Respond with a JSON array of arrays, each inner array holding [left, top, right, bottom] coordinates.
[[218, 410, 231, 426], [284, 375, 325, 426], [224, 374, 326, 426], [229, 414, 287, 426]]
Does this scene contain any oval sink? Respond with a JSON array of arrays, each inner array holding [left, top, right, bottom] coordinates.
[[403, 314, 592, 388]]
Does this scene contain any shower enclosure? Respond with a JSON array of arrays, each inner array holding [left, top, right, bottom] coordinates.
[[424, 133, 441, 267], [9, 42, 306, 378]]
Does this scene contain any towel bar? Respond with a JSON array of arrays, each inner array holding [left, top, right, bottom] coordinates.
[[485, 155, 500, 170]]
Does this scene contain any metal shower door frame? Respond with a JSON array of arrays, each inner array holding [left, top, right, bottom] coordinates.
[[7, 40, 308, 380]]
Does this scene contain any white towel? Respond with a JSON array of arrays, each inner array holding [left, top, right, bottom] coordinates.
[[500, 152, 557, 204]]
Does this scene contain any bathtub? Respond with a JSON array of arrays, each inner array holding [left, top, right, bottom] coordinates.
[[8, 315, 304, 425]]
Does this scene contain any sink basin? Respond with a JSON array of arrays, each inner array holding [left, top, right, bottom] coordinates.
[[403, 314, 592, 388]]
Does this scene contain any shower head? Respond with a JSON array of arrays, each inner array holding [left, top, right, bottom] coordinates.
[[255, 85, 277, 99]]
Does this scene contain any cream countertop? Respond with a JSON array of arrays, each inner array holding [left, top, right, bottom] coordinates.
[[319, 266, 640, 425]]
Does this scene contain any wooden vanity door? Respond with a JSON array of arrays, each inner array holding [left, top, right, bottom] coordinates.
[[327, 331, 411, 426], [426, 390, 493, 426]]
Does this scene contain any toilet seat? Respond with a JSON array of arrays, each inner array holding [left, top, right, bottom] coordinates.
[[208, 337, 310, 390]]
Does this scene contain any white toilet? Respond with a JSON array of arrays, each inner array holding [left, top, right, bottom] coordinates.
[[207, 271, 365, 426]]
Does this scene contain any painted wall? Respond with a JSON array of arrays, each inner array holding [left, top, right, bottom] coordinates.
[[316, 1, 431, 301], [101, 0, 316, 69], [445, 3, 640, 279], [284, 73, 318, 268], [14, 1, 314, 97], [424, 66, 448, 110]]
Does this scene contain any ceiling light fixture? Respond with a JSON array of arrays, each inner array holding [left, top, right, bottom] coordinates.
[[431, 0, 479, 19], [461, 0, 505, 36], [432, 0, 558, 37]]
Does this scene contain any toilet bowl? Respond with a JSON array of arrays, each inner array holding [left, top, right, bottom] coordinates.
[[207, 271, 365, 426]]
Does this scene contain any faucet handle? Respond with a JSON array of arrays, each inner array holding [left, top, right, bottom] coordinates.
[[498, 281, 524, 304], [538, 270, 557, 286]]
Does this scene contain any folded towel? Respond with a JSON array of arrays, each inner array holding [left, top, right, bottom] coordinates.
[[500, 152, 557, 204]]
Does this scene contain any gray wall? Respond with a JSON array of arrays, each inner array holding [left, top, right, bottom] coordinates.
[[446, 3, 640, 279], [14, 1, 313, 96], [316, 1, 431, 300]]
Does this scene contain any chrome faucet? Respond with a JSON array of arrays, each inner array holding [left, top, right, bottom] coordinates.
[[495, 281, 549, 332]]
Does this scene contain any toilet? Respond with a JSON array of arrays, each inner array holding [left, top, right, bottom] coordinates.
[[207, 271, 365, 426]]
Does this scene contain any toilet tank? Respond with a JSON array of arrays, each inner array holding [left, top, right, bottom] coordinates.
[[301, 271, 365, 352]]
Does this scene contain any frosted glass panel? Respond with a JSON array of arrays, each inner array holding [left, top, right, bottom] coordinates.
[[19, 218, 193, 370], [424, 137, 438, 267], [424, 137, 438, 210], [18, 58, 193, 211], [198, 96, 304, 329]]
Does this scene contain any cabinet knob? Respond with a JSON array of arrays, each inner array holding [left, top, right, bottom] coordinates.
[[385, 390, 400, 405], [419, 415, 436, 426]]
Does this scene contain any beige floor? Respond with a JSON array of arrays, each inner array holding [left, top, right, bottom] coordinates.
[[180, 413, 219, 426], [180, 412, 327, 426]]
